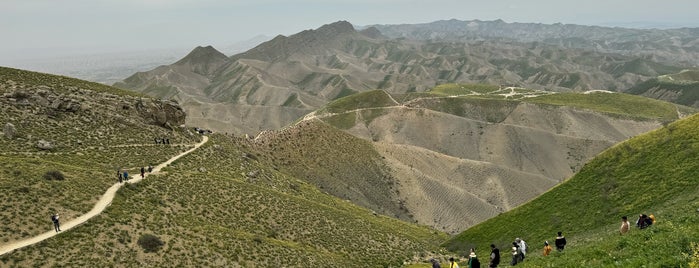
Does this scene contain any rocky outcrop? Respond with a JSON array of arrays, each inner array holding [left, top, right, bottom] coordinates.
[[135, 99, 186, 129]]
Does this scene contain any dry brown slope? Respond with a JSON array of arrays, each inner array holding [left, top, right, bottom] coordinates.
[[335, 103, 661, 233]]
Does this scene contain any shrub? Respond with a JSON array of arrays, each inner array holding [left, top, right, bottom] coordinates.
[[137, 234, 164, 253], [43, 170, 65, 181], [690, 243, 699, 268]]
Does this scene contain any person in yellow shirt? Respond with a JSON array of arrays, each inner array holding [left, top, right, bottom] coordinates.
[[543, 241, 552, 256], [449, 257, 459, 268]]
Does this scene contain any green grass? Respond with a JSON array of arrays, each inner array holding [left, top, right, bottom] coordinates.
[[526, 92, 679, 121], [444, 112, 699, 267], [430, 84, 500, 95], [318, 90, 397, 114]]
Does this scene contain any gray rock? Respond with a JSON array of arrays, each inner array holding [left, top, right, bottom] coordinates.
[[246, 170, 259, 178], [37, 139, 54, 150], [3, 123, 16, 139]]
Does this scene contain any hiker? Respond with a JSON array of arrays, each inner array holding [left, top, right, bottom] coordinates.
[[51, 213, 61, 232], [117, 169, 123, 183], [620, 216, 630, 234], [148, 165, 153, 173], [449, 257, 460, 268], [636, 214, 653, 229], [543, 241, 552, 256], [123, 170, 129, 181], [467, 248, 480, 268], [511, 242, 523, 265], [431, 258, 441, 268], [140, 167, 145, 178], [515, 238, 527, 259], [154, 138, 159, 144], [555, 232, 567, 251], [489, 244, 500, 268], [165, 138, 170, 144]]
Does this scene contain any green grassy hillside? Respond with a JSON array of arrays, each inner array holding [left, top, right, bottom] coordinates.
[[2, 133, 446, 267], [444, 113, 699, 267], [319, 84, 684, 128], [317, 90, 398, 114], [526, 92, 679, 121], [627, 69, 699, 108], [0, 67, 199, 242]]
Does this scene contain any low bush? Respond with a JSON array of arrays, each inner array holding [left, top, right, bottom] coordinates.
[[137, 233, 164, 253], [43, 170, 65, 181]]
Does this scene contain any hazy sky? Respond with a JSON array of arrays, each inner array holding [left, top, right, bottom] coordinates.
[[2, 0, 698, 61]]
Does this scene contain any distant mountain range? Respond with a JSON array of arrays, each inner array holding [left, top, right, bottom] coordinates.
[[115, 20, 698, 134], [367, 19, 699, 67]]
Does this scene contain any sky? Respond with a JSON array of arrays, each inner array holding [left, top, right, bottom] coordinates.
[[1, 0, 699, 61]]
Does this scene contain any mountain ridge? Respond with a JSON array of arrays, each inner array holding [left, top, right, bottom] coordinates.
[[115, 20, 691, 135]]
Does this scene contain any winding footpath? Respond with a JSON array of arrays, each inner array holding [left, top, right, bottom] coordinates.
[[0, 136, 209, 256]]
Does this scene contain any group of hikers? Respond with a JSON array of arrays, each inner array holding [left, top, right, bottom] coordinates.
[[431, 212, 656, 267], [430, 233, 566, 267], [116, 165, 152, 183], [154, 137, 170, 144], [620, 213, 655, 234], [49, 166, 157, 232]]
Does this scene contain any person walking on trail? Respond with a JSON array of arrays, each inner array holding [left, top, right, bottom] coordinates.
[[123, 170, 129, 182], [620, 216, 630, 234], [555, 232, 567, 252], [147, 165, 153, 173], [449, 257, 460, 268], [515, 238, 527, 259], [117, 169, 123, 183], [51, 213, 61, 232], [543, 241, 552, 256], [467, 248, 480, 268], [489, 244, 500, 268], [140, 167, 145, 178]]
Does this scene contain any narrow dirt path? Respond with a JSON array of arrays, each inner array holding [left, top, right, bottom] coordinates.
[[0, 136, 209, 256]]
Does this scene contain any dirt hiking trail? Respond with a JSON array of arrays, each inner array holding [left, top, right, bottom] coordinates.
[[0, 136, 208, 256]]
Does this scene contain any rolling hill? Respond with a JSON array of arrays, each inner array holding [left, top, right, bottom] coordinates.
[[628, 69, 699, 108], [250, 84, 692, 234], [115, 20, 686, 135]]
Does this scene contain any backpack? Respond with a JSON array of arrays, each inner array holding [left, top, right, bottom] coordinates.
[[470, 257, 480, 268]]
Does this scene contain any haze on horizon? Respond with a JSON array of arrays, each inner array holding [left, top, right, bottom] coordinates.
[[2, 0, 698, 62]]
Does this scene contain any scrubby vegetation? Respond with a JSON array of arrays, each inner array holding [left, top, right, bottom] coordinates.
[[42, 170, 65, 181], [2, 133, 446, 267], [0, 67, 199, 242]]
